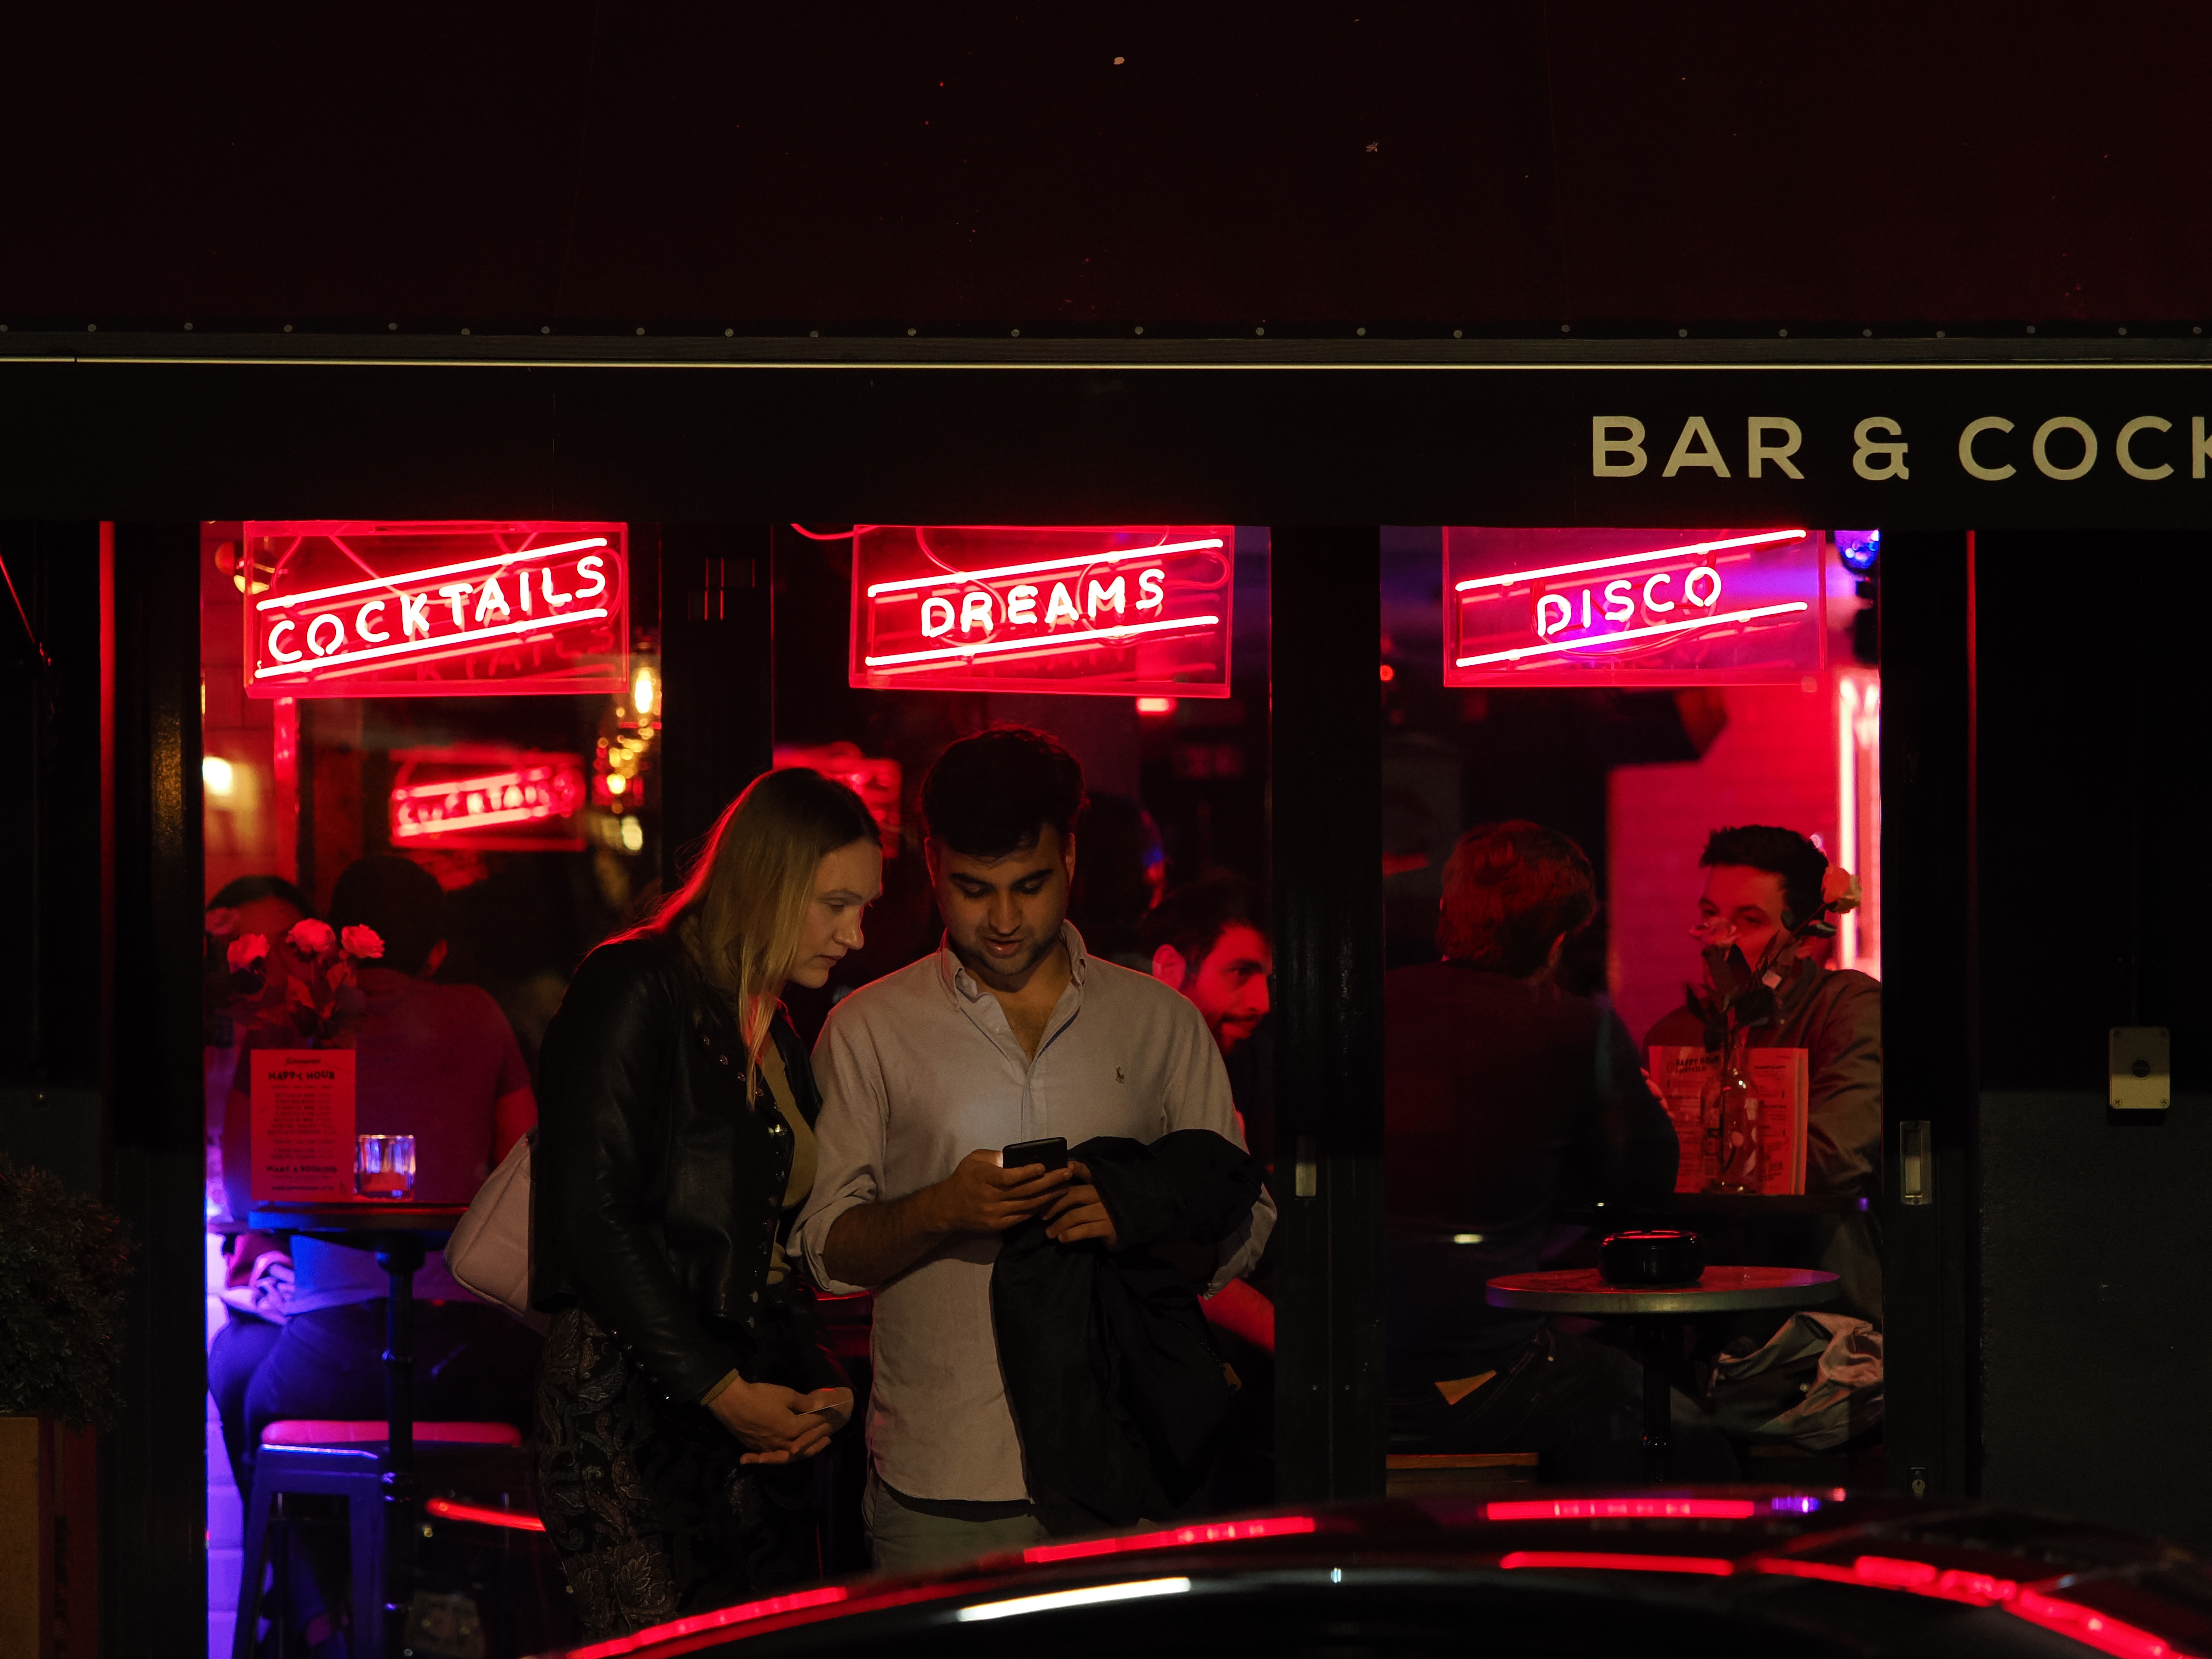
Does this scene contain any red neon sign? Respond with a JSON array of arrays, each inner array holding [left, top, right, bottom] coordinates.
[[388, 748, 586, 851], [774, 743, 904, 851], [1444, 527, 1826, 687], [244, 521, 628, 698], [849, 526, 1234, 697]]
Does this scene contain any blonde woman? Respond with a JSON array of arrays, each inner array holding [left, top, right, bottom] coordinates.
[[532, 768, 880, 1638]]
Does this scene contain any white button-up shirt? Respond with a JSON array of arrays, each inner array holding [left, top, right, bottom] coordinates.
[[795, 923, 1275, 1502]]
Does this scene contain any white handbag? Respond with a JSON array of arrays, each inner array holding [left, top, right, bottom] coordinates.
[[446, 1131, 550, 1333]]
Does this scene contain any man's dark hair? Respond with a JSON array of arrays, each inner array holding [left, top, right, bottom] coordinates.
[[1700, 824, 1829, 932], [207, 874, 310, 916], [328, 855, 447, 976], [1437, 821, 1595, 976], [922, 725, 1086, 859], [1138, 874, 1269, 980]]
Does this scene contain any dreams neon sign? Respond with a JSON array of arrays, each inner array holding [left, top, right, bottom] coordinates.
[[1444, 527, 1825, 687], [245, 522, 629, 699], [848, 526, 1234, 697]]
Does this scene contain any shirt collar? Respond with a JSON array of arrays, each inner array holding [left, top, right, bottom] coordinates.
[[938, 920, 1089, 1003]]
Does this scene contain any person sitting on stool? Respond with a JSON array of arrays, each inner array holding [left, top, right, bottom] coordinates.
[[1385, 821, 1729, 1477], [209, 855, 538, 1659]]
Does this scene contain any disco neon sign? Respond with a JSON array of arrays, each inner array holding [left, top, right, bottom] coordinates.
[[847, 526, 1234, 697], [1444, 527, 1826, 687], [245, 522, 629, 698]]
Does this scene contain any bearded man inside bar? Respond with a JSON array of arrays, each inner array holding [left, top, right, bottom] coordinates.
[[1643, 824, 1883, 1325]]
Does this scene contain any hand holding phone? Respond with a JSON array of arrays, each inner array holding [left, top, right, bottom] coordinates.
[[927, 1144, 1072, 1236], [1001, 1136, 1069, 1173]]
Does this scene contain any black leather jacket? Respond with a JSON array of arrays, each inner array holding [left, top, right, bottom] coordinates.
[[530, 931, 822, 1403]]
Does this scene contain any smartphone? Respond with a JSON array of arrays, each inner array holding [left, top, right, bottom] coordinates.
[[1001, 1136, 1069, 1173]]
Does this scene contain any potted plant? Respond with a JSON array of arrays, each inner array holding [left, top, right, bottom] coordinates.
[[0, 1154, 131, 1657]]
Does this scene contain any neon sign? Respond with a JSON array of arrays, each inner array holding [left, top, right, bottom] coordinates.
[[388, 748, 586, 851], [1444, 527, 1826, 687], [775, 742, 904, 851], [244, 521, 628, 698], [848, 526, 1234, 697]]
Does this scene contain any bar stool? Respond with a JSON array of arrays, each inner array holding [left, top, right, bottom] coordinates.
[[231, 1420, 524, 1659]]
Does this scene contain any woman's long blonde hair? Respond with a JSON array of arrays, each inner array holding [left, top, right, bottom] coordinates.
[[636, 767, 878, 1079]]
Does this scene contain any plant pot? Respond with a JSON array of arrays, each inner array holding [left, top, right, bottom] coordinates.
[[0, 1416, 99, 1659]]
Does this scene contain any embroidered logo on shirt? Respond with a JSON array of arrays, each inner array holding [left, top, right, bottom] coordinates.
[[1116, 1066, 1126, 1083]]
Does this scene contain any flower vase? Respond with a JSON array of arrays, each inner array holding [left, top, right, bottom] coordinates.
[[1701, 1036, 1762, 1194]]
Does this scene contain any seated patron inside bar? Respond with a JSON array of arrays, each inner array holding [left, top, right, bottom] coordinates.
[[1383, 822, 1723, 1471], [211, 856, 541, 1657], [1642, 825, 1882, 1324]]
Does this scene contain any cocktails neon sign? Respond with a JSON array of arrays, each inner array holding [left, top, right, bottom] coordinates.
[[848, 526, 1234, 697], [388, 749, 587, 850], [244, 522, 628, 698], [1444, 527, 1826, 687]]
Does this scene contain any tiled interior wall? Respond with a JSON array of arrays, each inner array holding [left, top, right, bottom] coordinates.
[[1609, 677, 1839, 1053]]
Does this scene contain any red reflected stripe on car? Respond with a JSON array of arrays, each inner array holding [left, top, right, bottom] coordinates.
[[2010, 1589, 2195, 1659], [1023, 1515, 1319, 1564], [563, 1587, 850, 1658], [1754, 1557, 2196, 1658], [1485, 1499, 1756, 1522], [1499, 1551, 1736, 1576]]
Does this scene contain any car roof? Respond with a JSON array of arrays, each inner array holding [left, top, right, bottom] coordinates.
[[543, 1487, 2212, 1659]]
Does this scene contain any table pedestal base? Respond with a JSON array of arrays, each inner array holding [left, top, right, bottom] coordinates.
[[1635, 1320, 1674, 1478], [375, 1239, 425, 1659]]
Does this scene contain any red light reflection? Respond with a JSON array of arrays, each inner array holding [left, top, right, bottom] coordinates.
[[1023, 1515, 1318, 1565], [1499, 1551, 1735, 1576], [1753, 1556, 2193, 1658], [1486, 1498, 1755, 1522], [424, 1497, 546, 1534], [563, 1587, 850, 1659]]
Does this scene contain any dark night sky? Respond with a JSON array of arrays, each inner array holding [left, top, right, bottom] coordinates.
[[4, 5, 2207, 329]]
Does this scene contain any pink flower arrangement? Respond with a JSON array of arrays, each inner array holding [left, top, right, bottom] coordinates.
[[272, 917, 387, 1045], [286, 918, 337, 957], [1821, 865, 1863, 915]]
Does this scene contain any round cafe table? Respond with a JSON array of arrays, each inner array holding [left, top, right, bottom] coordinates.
[[1486, 1266, 1839, 1476], [247, 1202, 469, 1658]]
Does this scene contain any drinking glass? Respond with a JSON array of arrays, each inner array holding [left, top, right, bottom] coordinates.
[[355, 1134, 416, 1200]]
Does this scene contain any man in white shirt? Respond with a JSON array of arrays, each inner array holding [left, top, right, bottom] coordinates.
[[795, 727, 1275, 1572]]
